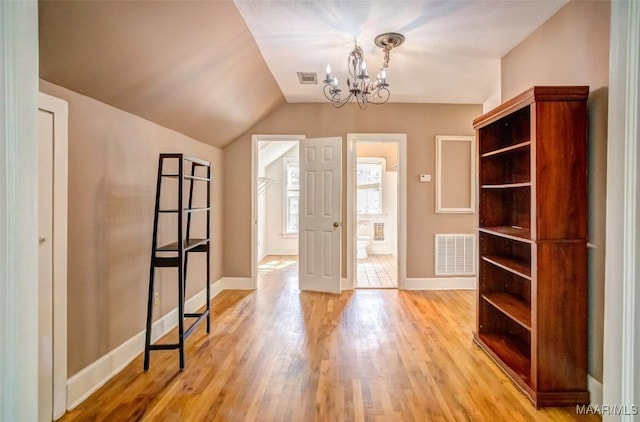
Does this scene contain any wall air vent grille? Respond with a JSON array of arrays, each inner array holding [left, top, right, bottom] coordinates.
[[435, 234, 475, 275]]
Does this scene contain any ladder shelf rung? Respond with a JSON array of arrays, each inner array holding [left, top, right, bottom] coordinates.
[[182, 155, 211, 167], [157, 153, 210, 167], [158, 207, 210, 213], [185, 175, 210, 181], [184, 310, 209, 339], [161, 174, 211, 182], [152, 257, 179, 267], [156, 238, 209, 252], [148, 343, 180, 351]]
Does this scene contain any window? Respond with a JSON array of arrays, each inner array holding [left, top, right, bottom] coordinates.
[[357, 159, 383, 214], [283, 158, 299, 235]]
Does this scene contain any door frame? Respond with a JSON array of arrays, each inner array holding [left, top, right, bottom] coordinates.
[[346, 133, 407, 290], [38, 92, 68, 419], [251, 134, 305, 289]]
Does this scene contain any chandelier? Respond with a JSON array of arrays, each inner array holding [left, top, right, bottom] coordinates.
[[323, 32, 405, 109]]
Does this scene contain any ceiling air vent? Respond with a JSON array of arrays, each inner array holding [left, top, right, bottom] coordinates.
[[297, 72, 318, 85]]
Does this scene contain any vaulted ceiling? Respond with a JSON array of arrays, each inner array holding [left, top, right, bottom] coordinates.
[[39, 0, 285, 148], [39, 0, 567, 149]]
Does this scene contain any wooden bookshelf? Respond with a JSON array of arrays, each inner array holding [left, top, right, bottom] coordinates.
[[473, 86, 590, 407]]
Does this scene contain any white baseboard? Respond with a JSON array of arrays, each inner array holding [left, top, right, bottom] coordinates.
[[66, 277, 226, 410], [222, 277, 254, 290], [210, 277, 227, 297], [405, 277, 476, 290], [66, 325, 142, 411], [588, 374, 603, 407]]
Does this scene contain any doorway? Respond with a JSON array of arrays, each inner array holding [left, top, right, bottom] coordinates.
[[347, 134, 407, 290], [252, 135, 304, 289], [354, 151, 398, 287]]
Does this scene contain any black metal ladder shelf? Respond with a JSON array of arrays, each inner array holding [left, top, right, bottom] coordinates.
[[144, 153, 211, 371]]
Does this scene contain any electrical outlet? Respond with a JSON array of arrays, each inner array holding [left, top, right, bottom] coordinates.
[[154, 291, 160, 306]]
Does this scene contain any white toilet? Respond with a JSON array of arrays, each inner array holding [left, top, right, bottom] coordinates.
[[357, 236, 371, 259]]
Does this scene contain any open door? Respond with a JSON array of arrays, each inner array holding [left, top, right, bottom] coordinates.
[[298, 137, 342, 293]]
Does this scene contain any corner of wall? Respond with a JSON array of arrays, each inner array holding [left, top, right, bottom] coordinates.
[[483, 89, 501, 113]]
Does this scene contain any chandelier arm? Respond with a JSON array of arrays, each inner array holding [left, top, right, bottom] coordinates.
[[324, 86, 355, 108], [323, 84, 337, 101], [331, 92, 355, 108], [366, 87, 391, 105], [357, 97, 368, 110]]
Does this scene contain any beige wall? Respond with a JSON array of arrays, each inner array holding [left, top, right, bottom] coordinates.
[[40, 80, 224, 377], [501, 0, 610, 100], [501, 0, 610, 382], [224, 102, 482, 279]]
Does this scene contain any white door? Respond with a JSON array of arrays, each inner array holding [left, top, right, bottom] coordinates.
[[38, 92, 68, 421], [298, 137, 342, 293], [38, 108, 54, 422]]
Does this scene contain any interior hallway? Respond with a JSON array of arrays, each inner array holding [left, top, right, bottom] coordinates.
[[58, 258, 597, 421]]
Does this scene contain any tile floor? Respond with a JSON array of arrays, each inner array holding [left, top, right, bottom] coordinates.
[[356, 254, 397, 288]]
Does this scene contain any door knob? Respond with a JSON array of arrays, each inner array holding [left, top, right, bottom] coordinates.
[[333, 221, 340, 228]]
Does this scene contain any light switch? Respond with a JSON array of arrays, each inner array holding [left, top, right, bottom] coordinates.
[[419, 174, 431, 182]]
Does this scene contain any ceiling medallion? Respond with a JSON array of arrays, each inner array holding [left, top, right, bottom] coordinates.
[[323, 32, 405, 109]]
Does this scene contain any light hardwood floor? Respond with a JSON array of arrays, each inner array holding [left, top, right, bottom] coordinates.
[[60, 256, 599, 421]]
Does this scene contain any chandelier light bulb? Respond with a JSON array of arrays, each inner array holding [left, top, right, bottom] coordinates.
[[326, 64, 331, 78]]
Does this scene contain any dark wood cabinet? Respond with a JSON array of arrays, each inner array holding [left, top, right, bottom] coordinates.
[[473, 86, 590, 407]]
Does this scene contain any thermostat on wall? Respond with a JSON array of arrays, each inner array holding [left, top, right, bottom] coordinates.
[[419, 174, 431, 182]]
